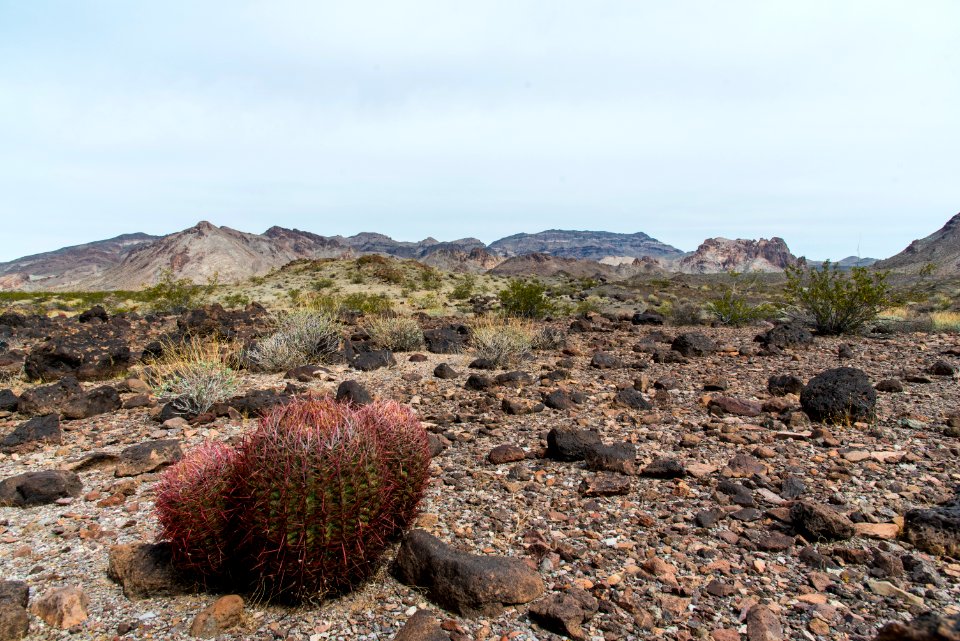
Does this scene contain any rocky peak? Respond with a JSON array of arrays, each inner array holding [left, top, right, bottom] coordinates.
[[677, 237, 797, 273]]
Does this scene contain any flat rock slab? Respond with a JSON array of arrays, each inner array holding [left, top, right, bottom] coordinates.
[[115, 439, 183, 477], [580, 473, 632, 497], [0, 470, 82, 507], [0, 414, 61, 452], [393, 529, 544, 617]]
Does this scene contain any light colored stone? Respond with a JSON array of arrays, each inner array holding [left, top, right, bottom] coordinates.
[[190, 595, 244, 638], [30, 586, 89, 629], [853, 522, 900, 540]]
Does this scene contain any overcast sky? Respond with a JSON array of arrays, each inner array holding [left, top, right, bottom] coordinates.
[[1, 1, 958, 263]]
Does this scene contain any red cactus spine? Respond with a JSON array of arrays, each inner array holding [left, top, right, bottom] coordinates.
[[154, 441, 239, 582]]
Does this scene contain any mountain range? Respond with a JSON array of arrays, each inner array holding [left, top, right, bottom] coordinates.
[[1, 213, 956, 291]]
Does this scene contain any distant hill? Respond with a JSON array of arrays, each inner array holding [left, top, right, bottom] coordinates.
[[488, 229, 683, 261], [0, 233, 157, 291], [874, 212, 960, 275]]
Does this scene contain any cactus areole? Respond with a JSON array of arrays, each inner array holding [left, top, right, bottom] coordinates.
[[155, 396, 431, 602]]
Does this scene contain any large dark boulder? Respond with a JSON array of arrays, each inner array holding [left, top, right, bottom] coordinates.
[[423, 325, 469, 354], [670, 332, 717, 358], [115, 440, 183, 477], [77, 305, 109, 324], [108, 543, 188, 600], [631, 311, 665, 326], [756, 322, 814, 350], [800, 367, 876, 424], [0, 470, 82, 507], [336, 380, 372, 406], [614, 388, 651, 410], [790, 501, 855, 541], [528, 588, 599, 641], [546, 427, 601, 461], [17, 376, 84, 416], [768, 374, 804, 396], [392, 530, 543, 617], [61, 385, 121, 420], [351, 350, 396, 372], [176, 303, 270, 339], [24, 331, 133, 382]]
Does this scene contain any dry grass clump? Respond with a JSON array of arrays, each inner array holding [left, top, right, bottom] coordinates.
[[364, 315, 425, 352], [143, 337, 240, 415], [470, 316, 537, 367], [931, 311, 960, 332], [248, 310, 343, 372]]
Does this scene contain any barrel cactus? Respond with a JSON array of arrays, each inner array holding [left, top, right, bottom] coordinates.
[[155, 441, 239, 582], [153, 396, 431, 602]]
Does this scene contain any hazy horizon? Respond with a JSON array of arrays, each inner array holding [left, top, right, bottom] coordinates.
[[2, 1, 958, 263]]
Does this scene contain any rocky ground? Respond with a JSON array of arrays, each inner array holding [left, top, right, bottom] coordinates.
[[1, 306, 959, 641]]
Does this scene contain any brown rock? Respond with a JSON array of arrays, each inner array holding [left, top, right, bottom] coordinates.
[[189, 595, 244, 638], [107, 542, 186, 599], [0, 602, 30, 640], [746, 604, 783, 641], [579, 473, 632, 496], [30, 586, 88, 629], [871, 611, 960, 641], [392, 530, 544, 617], [488, 444, 525, 465], [115, 439, 182, 477], [709, 396, 762, 417], [790, 501, 855, 541], [528, 588, 599, 641], [393, 609, 450, 641]]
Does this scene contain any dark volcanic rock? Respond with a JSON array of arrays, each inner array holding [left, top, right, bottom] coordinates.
[[488, 444, 526, 465], [546, 427, 602, 461], [580, 473, 632, 496], [631, 311, 665, 326], [0, 414, 61, 451], [336, 380, 373, 405], [464, 374, 492, 391], [24, 329, 133, 382], [528, 588, 599, 641], [584, 442, 637, 475], [423, 326, 469, 354], [0, 389, 18, 412], [433, 363, 458, 379], [670, 332, 718, 357], [589, 352, 623, 369], [756, 322, 814, 350], [614, 388, 651, 410], [790, 501, 855, 541], [78, 305, 109, 323], [392, 530, 544, 617], [177, 303, 269, 340], [875, 378, 904, 393], [0, 470, 82, 507], [902, 499, 960, 557], [61, 385, 121, 420], [767, 374, 804, 397], [543, 389, 585, 410], [871, 611, 960, 641], [709, 396, 762, 417], [800, 367, 876, 424], [641, 457, 686, 478], [928, 360, 957, 376], [352, 349, 396, 371], [16, 376, 83, 416]]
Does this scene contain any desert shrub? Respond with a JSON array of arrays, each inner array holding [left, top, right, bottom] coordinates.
[[450, 274, 477, 300], [418, 266, 443, 291], [154, 397, 431, 602], [140, 269, 211, 313], [145, 337, 240, 415], [532, 325, 567, 351], [663, 300, 704, 326], [312, 277, 335, 290], [785, 262, 891, 335], [498, 279, 554, 319], [373, 264, 406, 285], [470, 316, 536, 366], [221, 293, 251, 309], [248, 310, 343, 372], [572, 296, 603, 316], [341, 292, 393, 315], [706, 289, 778, 326], [931, 311, 960, 333], [364, 315, 425, 351]]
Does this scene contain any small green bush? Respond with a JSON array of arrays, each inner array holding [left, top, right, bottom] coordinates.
[[706, 289, 777, 326], [146, 338, 240, 415], [498, 279, 554, 318], [141, 269, 208, 313], [784, 262, 891, 335], [450, 274, 477, 300], [341, 292, 393, 315]]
